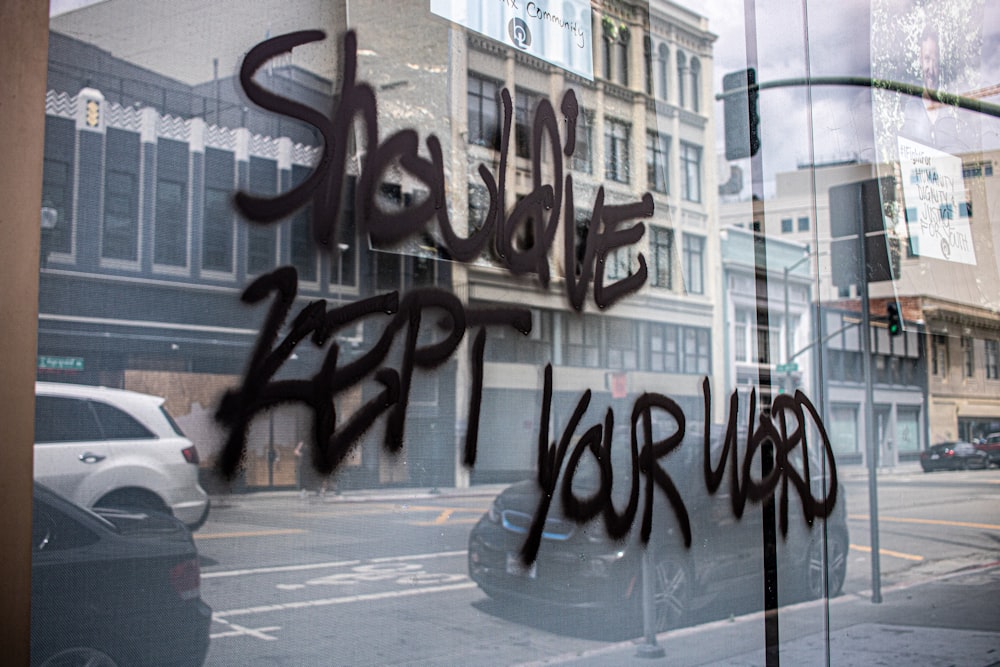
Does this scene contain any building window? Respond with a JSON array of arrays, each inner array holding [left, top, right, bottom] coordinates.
[[651, 226, 673, 289], [680, 142, 701, 202], [676, 51, 687, 108], [202, 147, 235, 273], [615, 33, 629, 86], [734, 320, 748, 362], [932, 334, 949, 377], [42, 116, 75, 255], [153, 138, 189, 268], [985, 340, 999, 379], [606, 246, 633, 281], [514, 88, 540, 159], [604, 118, 630, 183], [468, 73, 501, 149], [830, 404, 859, 455], [649, 323, 679, 373], [962, 336, 975, 378], [101, 129, 140, 262], [247, 156, 278, 275], [646, 131, 669, 193], [289, 164, 318, 283], [682, 234, 704, 294], [798, 216, 810, 232], [571, 109, 593, 174], [657, 44, 669, 101], [565, 314, 601, 367], [781, 218, 793, 233], [607, 318, 638, 370], [643, 36, 653, 95], [683, 327, 711, 374], [689, 57, 701, 112]]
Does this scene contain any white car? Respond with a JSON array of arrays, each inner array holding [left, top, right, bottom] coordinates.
[[33, 382, 210, 529]]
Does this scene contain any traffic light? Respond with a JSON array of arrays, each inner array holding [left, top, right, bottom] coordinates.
[[723, 68, 760, 160], [829, 177, 899, 289], [887, 302, 902, 336]]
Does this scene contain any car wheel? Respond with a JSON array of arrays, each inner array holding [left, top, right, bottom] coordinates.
[[805, 532, 848, 600], [95, 488, 169, 515], [38, 646, 119, 667], [649, 556, 691, 633]]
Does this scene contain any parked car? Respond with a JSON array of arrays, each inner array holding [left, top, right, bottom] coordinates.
[[975, 432, 1000, 467], [920, 441, 989, 472], [31, 482, 211, 666], [34, 382, 210, 530], [468, 426, 848, 633]]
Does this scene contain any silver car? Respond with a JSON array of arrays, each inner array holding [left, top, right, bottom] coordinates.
[[34, 382, 210, 529]]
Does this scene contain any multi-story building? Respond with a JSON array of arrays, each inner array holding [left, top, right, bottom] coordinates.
[[40, 0, 722, 489]]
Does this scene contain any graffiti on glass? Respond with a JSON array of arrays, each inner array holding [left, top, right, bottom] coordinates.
[[216, 30, 839, 565]]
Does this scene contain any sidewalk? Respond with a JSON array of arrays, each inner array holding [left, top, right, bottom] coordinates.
[[211, 462, 923, 505], [516, 560, 1000, 666]]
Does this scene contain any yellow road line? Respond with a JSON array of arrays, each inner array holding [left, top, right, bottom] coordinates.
[[849, 514, 1000, 532], [434, 509, 455, 525], [850, 544, 924, 562], [196, 528, 307, 540]]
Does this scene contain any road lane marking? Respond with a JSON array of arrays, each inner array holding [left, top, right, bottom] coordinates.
[[203, 550, 465, 579], [204, 559, 361, 579], [211, 617, 280, 641], [849, 514, 1000, 532], [213, 581, 477, 619], [850, 544, 924, 561], [196, 528, 307, 540]]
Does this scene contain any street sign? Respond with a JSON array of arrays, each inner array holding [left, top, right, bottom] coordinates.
[[776, 362, 798, 373], [38, 356, 84, 371]]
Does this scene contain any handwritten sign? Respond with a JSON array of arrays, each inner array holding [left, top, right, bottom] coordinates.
[[430, 0, 594, 80], [898, 136, 976, 265]]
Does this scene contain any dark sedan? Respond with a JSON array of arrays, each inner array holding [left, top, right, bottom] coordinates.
[[920, 441, 989, 472], [31, 483, 211, 667], [468, 425, 848, 634]]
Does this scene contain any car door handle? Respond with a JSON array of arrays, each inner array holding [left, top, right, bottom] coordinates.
[[79, 452, 106, 464]]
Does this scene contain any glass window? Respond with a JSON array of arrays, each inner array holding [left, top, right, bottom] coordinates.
[[689, 57, 701, 113], [649, 322, 679, 373], [202, 147, 235, 274], [683, 234, 704, 294], [604, 117, 630, 183], [607, 318, 638, 369], [101, 129, 140, 262], [797, 215, 810, 232], [676, 50, 687, 108], [932, 334, 949, 377], [246, 156, 277, 275], [565, 314, 601, 367], [683, 327, 711, 374], [571, 109, 593, 174], [468, 73, 500, 149], [781, 218, 793, 233], [962, 336, 975, 377], [651, 226, 674, 289], [90, 402, 155, 440], [646, 131, 669, 193], [153, 139, 189, 268], [680, 141, 701, 202], [986, 340, 999, 380], [34, 397, 102, 443], [657, 43, 668, 101], [41, 117, 75, 256], [514, 88, 540, 159]]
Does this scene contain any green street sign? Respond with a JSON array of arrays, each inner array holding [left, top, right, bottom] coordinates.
[[776, 362, 798, 373], [38, 356, 84, 371]]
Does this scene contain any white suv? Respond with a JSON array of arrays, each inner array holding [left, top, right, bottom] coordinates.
[[33, 382, 210, 529]]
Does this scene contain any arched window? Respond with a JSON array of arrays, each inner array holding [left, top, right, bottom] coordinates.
[[676, 51, 687, 108], [690, 57, 701, 113], [657, 43, 668, 101], [615, 31, 629, 86]]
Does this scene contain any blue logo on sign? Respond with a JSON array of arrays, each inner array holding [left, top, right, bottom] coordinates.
[[508, 17, 531, 49]]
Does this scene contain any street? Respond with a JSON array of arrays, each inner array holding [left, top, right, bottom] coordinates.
[[196, 467, 1000, 665]]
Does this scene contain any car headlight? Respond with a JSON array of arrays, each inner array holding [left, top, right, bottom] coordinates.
[[487, 501, 501, 523]]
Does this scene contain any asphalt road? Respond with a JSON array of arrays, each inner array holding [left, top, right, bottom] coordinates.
[[195, 467, 1000, 665]]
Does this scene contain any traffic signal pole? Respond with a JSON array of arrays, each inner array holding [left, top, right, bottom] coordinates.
[[860, 222, 885, 604]]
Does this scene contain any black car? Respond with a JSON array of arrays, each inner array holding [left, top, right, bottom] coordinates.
[[468, 425, 848, 633], [31, 483, 211, 667], [920, 441, 989, 472]]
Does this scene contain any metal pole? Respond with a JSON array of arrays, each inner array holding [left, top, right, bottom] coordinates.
[[635, 548, 665, 658], [858, 206, 883, 604]]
